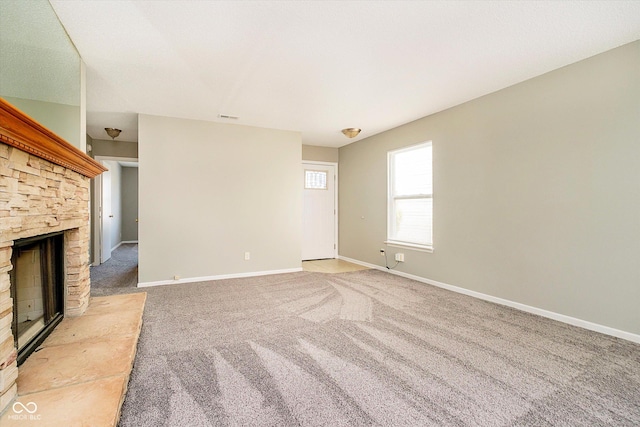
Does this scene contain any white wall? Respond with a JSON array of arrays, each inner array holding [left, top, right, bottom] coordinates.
[[339, 40, 640, 337], [138, 114, 302, 284]]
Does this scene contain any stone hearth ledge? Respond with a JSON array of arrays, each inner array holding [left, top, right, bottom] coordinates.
[[0, 292, 146, 426]]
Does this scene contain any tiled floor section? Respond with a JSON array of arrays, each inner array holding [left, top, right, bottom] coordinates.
[[0, 293, 146, 427], [302, 258, 370, 273]]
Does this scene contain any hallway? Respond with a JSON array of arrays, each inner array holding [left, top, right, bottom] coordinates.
[[90, 243, 138, 293]]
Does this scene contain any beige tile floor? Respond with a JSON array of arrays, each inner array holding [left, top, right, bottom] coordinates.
[[302, 258, 370, 273], [0, 292, 146, 427]]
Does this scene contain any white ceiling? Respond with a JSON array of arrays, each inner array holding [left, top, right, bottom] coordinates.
[[49, 0, 640, 147]]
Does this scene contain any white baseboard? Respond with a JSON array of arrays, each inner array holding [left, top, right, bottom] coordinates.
[[137, 267, 303, 288], [338, 256, 640, 344], [110, 240, 138, 252]]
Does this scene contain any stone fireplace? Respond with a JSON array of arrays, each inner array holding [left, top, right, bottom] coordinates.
[[0, 98, 106, 412]]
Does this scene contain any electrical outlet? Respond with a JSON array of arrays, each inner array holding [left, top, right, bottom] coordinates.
[[394, 253, 404, 262], [380, 249, 385, 256], [244, 252, 251, 260], [173, 275, 180, 280]]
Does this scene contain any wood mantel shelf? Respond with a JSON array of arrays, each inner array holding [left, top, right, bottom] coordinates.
[[0, 98, 107, 178]]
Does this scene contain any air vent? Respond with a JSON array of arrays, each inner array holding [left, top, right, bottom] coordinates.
[[218, 114, 239, 120]]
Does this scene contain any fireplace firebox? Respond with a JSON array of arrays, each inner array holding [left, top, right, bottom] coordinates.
[[9, 232, 64, 365]]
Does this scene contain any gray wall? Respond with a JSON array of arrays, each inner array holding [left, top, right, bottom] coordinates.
[[138, 114, 302, 284], [92, 138, 139, 158], [121, 166, 139, 241], [339, 40, 640, 335], [302, 145, 339, 163], [3, 97, 81, 148]]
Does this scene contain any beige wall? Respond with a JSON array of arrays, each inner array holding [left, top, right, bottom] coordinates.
[[302, 144, 339, 163], [339, 41, 640, 335], [138, 114, 302, 284]]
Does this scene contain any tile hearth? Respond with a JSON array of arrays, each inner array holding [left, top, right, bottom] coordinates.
[[0, 292, 145, 426]]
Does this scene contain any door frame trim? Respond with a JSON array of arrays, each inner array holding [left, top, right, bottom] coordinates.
[[302, 161, 338, 259], [92, 156, 138, 266]]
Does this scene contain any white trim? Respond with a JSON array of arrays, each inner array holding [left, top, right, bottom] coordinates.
[[338, 255, 640, 344], [110, 240, 137, 252], [384, 241, 434, 253], [301, 160, 337, 166], [137, 267, 303, 288], [387, 141, 433, 249], [92, 168, 102, 266], [94, 155, 138, 163], [302, 161, 339, 259], [80, 61, 87, 153], [92, 156, 139, 266]]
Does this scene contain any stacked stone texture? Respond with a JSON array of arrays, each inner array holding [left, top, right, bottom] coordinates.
[[0, 142, 91, 412]]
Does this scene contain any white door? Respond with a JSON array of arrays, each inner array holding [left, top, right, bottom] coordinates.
[[302, 163, 336, 260], [100, 163, 112, 263]]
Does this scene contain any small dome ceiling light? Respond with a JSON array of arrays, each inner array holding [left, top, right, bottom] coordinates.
[[105, 128, 122, 140], [341, 128, 361, 138]]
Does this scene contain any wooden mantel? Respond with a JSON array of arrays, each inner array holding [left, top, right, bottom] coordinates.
[[0, 97, 106, 178]]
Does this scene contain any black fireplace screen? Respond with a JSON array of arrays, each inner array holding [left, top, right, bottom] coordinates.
[[10, 231, 64, 365]]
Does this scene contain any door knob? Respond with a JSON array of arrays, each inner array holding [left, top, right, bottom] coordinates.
[[109, 215, 114, 218]]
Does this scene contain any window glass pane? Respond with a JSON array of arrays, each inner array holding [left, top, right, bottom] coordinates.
[[388, 142, 433, 248], [393, 145, 432, 196], [392, 198, 432, 245], [305, 170, 327, 189]]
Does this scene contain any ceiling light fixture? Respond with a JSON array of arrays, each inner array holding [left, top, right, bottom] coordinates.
[[105, 128, 122, 140], [341, 128, 361, 138]]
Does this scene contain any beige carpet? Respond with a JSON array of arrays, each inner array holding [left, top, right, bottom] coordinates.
[[105, 269, 640, 426]]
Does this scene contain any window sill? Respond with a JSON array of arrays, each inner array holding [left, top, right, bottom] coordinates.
[[384, 241, 433, 253]]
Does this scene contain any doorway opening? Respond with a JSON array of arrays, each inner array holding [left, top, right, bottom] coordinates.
[[91, 157, 139, 290], [302, 161, 338, 261]]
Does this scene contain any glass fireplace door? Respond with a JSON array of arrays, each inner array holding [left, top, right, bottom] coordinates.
[[10, 232, 64, 364]]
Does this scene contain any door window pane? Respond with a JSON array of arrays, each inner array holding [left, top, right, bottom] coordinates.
[[305, 170, 327, 189]]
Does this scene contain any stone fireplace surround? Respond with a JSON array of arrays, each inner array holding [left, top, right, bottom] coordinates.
[[0, 98, 105, 412]]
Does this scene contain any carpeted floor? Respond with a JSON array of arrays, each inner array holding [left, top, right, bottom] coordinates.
[[90, 243, 139, 291], [92, 247, 640, 426]]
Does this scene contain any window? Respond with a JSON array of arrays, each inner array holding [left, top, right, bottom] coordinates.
[[305, 170, 328, 190], [387, 142, 433, 250]]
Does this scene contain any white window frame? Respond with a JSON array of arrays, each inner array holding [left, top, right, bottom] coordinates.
[[386, 141, 433, 252]]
